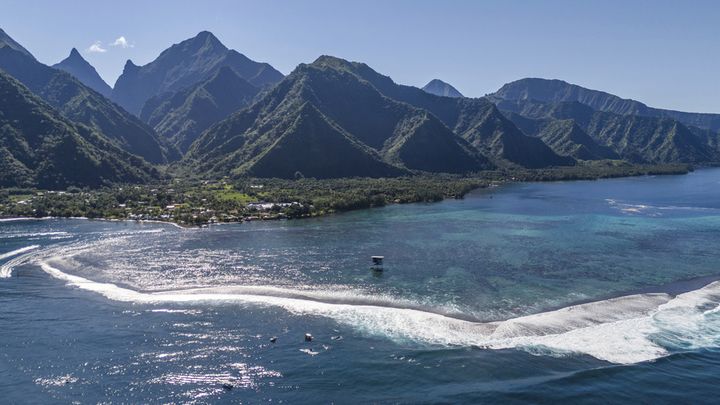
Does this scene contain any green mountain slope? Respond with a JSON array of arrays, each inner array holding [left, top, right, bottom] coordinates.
[[244, 102, 404, 178], [310, 56, 574, 168], [506, 113, 619, 160], [186, 58, 491, 178], [498, 99, 718, 163], [0, 31, 172, 163], [492, 78, 720, 132], [0, 71, 158, 188], [112, 31, 283, 115], [382, 112, 484, 173], [140, 66, 260, 153]]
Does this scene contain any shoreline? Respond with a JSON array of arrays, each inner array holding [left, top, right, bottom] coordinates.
[[0, 163, 693, 228]]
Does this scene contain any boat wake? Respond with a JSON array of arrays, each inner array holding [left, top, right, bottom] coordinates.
[[4, 241, 720, 365]]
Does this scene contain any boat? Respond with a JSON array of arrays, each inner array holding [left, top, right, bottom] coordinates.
[[371, 256, 384, 271]]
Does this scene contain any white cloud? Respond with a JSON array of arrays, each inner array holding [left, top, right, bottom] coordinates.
[[86, 41, 107, 53], [111, 36, 133, 48]]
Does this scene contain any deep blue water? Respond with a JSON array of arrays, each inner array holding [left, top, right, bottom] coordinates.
[[3, 169, 720, 403]]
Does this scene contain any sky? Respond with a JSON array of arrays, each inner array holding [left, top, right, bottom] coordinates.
[[2, 0, 719, 112]]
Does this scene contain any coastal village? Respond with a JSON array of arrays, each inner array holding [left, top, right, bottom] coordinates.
[[0, 175, 500, 226], [0, 164, 689, 227], [0, 180, 311, 226]]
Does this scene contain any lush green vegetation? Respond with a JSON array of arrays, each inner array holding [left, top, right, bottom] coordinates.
[[0, 175, 485, 225], [309, 56, 574, 168], [0, 71, 160, 189], [0, 163, 690, 226], [184, 57, 499, 179], [141, 66, 260, 153], [0, 43, 171, 163], [494, 93, 720, 165], [0, 29, 708, 229], [492, 77, 720, 133]]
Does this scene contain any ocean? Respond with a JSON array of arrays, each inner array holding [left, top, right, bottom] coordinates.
[[3, 169, 720, 403]]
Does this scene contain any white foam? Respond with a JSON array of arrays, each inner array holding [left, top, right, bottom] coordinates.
[[6, 235, 719, 365], [606, 198, 720, 216], [0, 217, 51, 222], [0, 245, 39, 261], [32, 259, 720, 364], [1, 231, 70, 239], [0, 245, 42, 277]]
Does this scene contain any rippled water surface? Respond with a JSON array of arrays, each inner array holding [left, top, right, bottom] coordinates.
[[3, 169, 720, 403]]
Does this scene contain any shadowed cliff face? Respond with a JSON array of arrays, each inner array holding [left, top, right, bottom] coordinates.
[[184, 58, 502, 179], [0, 71, 159, 188], [0, 29, 173, 164], [140, 66, 261, 153], [111, 31, 283, 116]]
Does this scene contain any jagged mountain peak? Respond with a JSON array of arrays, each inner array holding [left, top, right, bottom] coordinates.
[[111, 31, 283, 115], [422, 79, 464, 98], [123, 59, 139, 72], [53, 47, 113, 97], [156, 30, 228, 61], [58, 47, 90, 65], [194, 30, 222, 44]]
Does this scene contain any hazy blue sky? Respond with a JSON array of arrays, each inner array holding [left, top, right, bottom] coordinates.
[[2, 0, 718, 112]]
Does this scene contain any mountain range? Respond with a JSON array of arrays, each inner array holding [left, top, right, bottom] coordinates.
[[491, 86, 720, 164], [0, 70, 158, 188], [140, 66, 261, 153], [0, 28, 718, 189], [492, 78, 720, 133], [185, 56, 494, 178], [111, 31, 283, 115], [0, 34, 172, 164]]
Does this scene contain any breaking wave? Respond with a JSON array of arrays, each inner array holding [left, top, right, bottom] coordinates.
[[606, 198, 720, 216], [4, 239, 720, 365], [0, 245, 39, 261]]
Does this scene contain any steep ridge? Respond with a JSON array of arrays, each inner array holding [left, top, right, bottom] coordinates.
[[244, 102, 404, 178], [112, 31, 283, 115], [382, 112, 483, 173], [506, 114, 620, 160], [0, 30, 172, 163], [52, 48, 112, 97], [310, 56, 574, 168], [492, 78, 720, 132], [498, 99, 719, 164], [186, 59, 491, 178], [0, 28, 34, 59], [139, 66, 260, 153], [0, 71, 158, 188]]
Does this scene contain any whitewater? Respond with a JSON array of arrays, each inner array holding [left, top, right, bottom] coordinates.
[[3, 237, 720, 365]]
